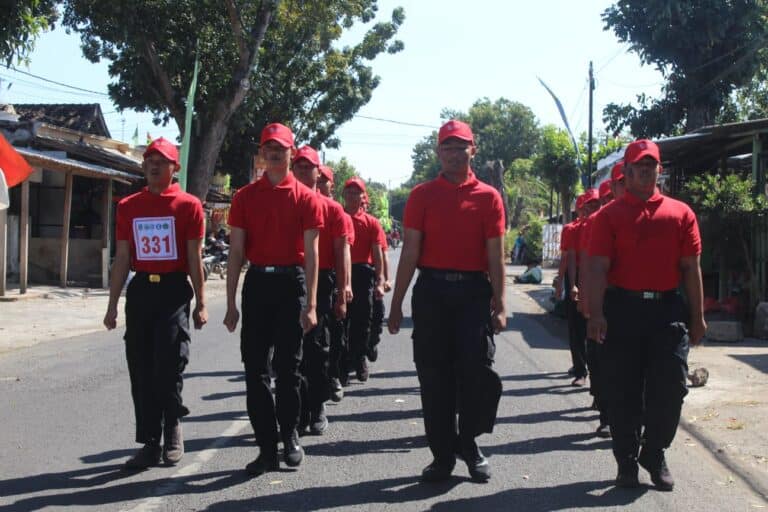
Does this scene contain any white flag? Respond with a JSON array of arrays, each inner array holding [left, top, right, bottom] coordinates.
[[0, 167, 9, 210]]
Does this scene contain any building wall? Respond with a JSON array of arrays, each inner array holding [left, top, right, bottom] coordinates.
[[29, 238, 102, 285]]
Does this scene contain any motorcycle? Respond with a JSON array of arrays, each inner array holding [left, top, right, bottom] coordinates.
[[203, 238, 228, 280]]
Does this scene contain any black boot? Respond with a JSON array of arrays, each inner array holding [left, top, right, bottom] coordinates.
[[282, 429, 304, 467], [615, 456, 640, 488], [639, 448, 674, 491], [460, 439, 491, 482], [420, 458, 455, 483], [245, 446, 279, 476]]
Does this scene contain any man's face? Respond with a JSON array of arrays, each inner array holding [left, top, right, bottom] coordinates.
[[142, 153, 177, 188], [600, 194, 613, 206], [625, 157, 659, 195], [293, 158, 318, 188], [437, 137, 476, 172], [259, 140, 293, 171], [583, 200, 600, 217], [317, 176, 332, 197], [343, 186, 364, 211], [611, 178, 626, 200]]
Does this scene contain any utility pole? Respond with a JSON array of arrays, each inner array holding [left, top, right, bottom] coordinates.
[[587, 61, 595, 188], [121, 117, 126, 141]]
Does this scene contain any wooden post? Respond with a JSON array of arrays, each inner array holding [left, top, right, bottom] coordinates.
[[20, 180, 29, 294], [101, 178, 112, 289], [60, 172, 73, 288], [0, 207, 6, 297]]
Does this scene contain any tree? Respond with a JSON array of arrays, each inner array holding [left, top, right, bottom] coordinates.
[[0, 0, 58, 66], [506, 158, 549, 228], [533, 125, 580, 223], [683, 172, 768, 304], [388, 186, 410, 222], [405, 131, 439, 187], [62, 0, 404, 199], [602, 0, 768, 137], [325, 156, 357, 204]]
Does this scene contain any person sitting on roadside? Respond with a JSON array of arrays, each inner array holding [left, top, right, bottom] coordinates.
[[514, 259, 543, 284]]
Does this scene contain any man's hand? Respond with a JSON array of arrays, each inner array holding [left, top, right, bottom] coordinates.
[[223, 306, 240, 333], [193, 303, 208, 330], [587, 314, 607, 343], [491, 297, 506, 334], [570, 286, 579, 302], [383, 280, 392, 293], [334, 298, 347, 320], [301, 306, 318, 333], [103, 306, 117, 330], [689, 317, 707, 346], [374, 283, 385, 300], [388, 305, 403, 334], [344, 286, 353, 304]]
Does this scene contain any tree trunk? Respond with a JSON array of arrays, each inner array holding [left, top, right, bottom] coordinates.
[[187, 119, 232, 200], [510, 194, 525, 228], [560, 186, 572, 224], [686, 103, 712, 132], [486, 160, 510, 230]]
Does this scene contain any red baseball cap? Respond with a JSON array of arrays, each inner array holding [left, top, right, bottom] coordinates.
[[292, 145, 320, 166], [343, 177, 367, 193], [318, 165, 334, 183], [599, 180, 612, 198], [611, 160, 625, 181], [624, 139, 660, 164], [260, 123, 294, 148], [438, 120, 474, 145], [143, 137, 179, 165], [577, 188, 599, 210]]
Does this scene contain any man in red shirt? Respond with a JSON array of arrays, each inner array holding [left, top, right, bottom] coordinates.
[[364, 193, 391, 364], [343, 178, 385, 382], [388, 120, 505, 483], [104, 137, 207, 469], [587, 139, 706, 491], [317, 164, 354, 401], [224, 123, 323, 476], [292, 145, 353, 433]]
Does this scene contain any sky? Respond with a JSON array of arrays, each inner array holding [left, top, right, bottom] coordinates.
[[0, 0, 665, 188]]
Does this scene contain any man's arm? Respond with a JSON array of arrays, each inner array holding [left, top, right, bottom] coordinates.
[[223, 227, 245, 333], [487, 236, 506, 334], [302, 228, 320, 333], [555, 249, 568, 298], [388, 228, 422, 334], [680, 255, 706, 345], [187, 238, 207, 329], [333, 236, 350, 319], [578, 250, 590, 316], [567, 250, 579, 301], [382, 248, 391, 291], [104, 240, 131, 330], [586, 256, 610, 342], [371, 242, 385, 298]]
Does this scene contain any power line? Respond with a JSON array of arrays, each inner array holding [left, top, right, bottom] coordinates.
[[4, 67, 110, 97], [352, 114, 439, 129]]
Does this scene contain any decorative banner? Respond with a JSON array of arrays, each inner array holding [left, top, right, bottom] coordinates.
[[178, 50, 200, 192], [537, 77, 583, 171], [0, 133, 33, 188]]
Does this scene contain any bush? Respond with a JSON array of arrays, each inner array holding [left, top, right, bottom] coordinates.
[[522, 215, 544, 262]]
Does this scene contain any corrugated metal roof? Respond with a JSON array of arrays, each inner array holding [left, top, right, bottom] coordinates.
[[15, 147, 140, 184]]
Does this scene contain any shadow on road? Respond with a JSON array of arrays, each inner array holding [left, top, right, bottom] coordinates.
[[503, 383, 589, 398], [184, 370, 245, 382], [343, 384, 420, 398], [484, 431, 611, 456], [79, 434, 253, 465], [329, 408, 422, 423], [304, 434, 427, 457], [496, 406, 596, 426]]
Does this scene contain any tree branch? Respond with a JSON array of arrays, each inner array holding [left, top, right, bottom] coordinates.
[[141, 38, 185, 128], [224, 0, 249, 66]]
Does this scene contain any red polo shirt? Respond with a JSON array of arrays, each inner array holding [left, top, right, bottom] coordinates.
[[116, 183, 204, 273], [318, 193, 354, 270], [589, 188, 701, 291], [349, 209, 383, 264], [228, 173, 323, 266], [404, 171, 505, 271], [377, 222, 388, 251]]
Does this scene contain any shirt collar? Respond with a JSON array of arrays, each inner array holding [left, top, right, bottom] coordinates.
[[623, 187, 663, 206], [255, 171, 296, 190], [436, 170, 479, 189], [143, 182, 182, 197]]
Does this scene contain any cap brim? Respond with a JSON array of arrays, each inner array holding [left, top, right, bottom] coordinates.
[[627, 149, 659, 164], [261, 136, 292, 148]]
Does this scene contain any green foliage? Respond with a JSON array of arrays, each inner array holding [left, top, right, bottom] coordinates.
[[683, 172, 766, 217], [325, 156, 358, 204], [534, 125, 579, 190], [602, 0, 768, 136], [506, 158, 550, 227], [61, 0, 404, 197], [0, 0, 58, 66], [405, 131, 439, 187], [388, 186, 410, 222], [522, 213, 544, 262]]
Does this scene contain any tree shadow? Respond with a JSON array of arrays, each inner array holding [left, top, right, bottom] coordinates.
[[329, 409, 422, 423], [0, 469, 248, 512], [484, 432, 611, 456], [500, 372, 568, 382], [495, 406, 596, 426], [200, 475, 463, 512], [429, 479, 648, 511], [343, 385, 420, 398], [506, 312, 569, 351], [183, 410, 249, 424], [304, 434, 427, 457], [80, 434, 254, 465], [369, 370, 418, 379], [729, 353, 768, 375], [503, 383, 589, 398]]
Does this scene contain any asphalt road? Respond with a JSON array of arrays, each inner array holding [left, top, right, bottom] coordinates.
[[0, 250, 764, 511]]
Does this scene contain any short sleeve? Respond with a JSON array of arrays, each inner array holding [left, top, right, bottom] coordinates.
[[588, 209, 613, 258], [301, 190, 324, 231], [344, 213, 355, 246], [559, 225, 571, 251], [403, 187, 425, 232], [680, 207, 702, 257], [116, 201, 131, 241], [579, 217, 593, 253], [329, 202, 347, 240], [483, 190, 506, 239], [370, 217, 383, 247], [186, 198, 205, 240], [228, 190, 246, 229]]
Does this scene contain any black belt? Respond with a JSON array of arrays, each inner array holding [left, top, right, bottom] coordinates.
[[133, 271, 187, 284], [249, 264, 302, 275], [609, 287, 678, 301], [352, 263, 374, 270], [419, 268, 486, 282]]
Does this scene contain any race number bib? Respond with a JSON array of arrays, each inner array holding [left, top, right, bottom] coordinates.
[[132, 216, 178, 261]]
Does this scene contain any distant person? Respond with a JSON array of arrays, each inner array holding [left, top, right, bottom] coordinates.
[[512, 233, 526, 263], [514, 260, 542, 284]]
